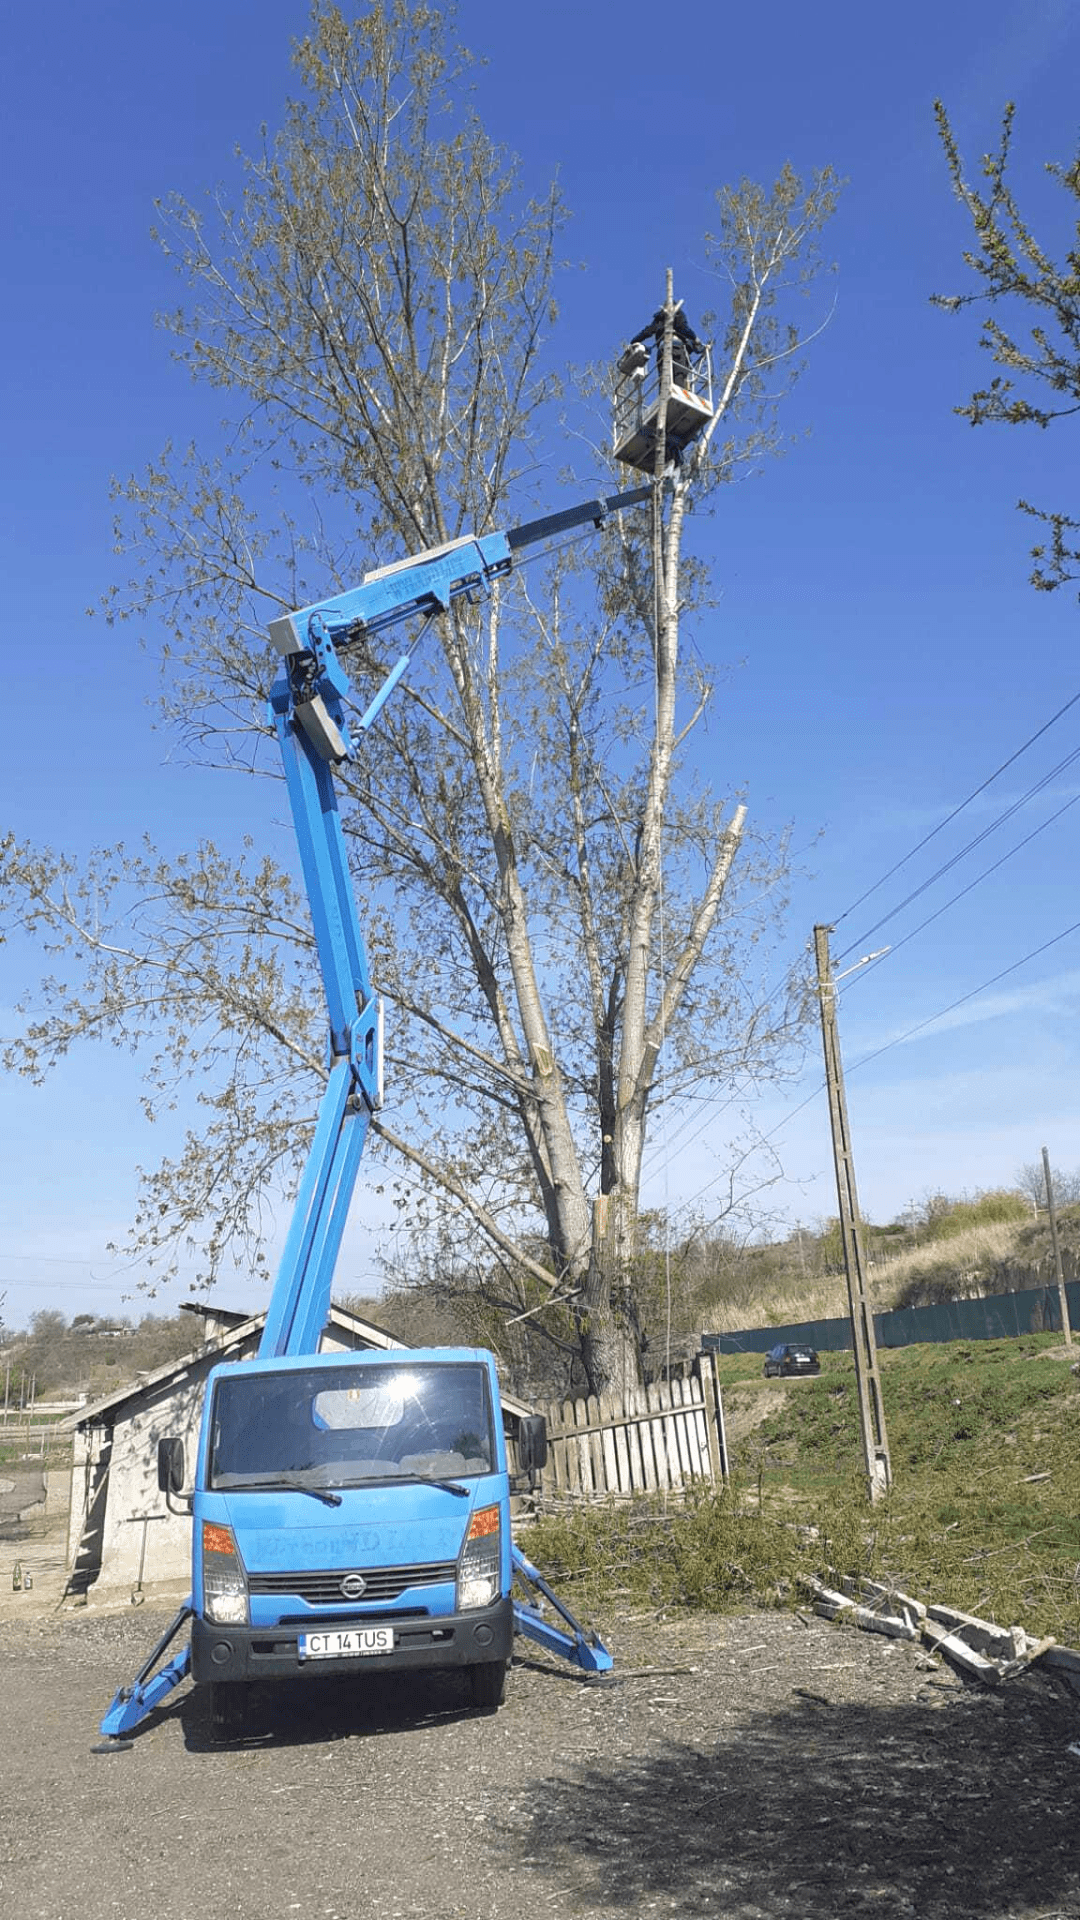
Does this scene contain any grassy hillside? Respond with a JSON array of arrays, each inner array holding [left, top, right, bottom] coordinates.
[[1, 1311, 196, 1404], [702, 1202, 1080, 1334], [529, 1335, 1080, 1645]]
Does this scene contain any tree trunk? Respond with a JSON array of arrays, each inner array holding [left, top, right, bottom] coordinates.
[[579, 1184, 644, 1397]]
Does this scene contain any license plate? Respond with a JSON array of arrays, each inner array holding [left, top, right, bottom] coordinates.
[[299, 1627, 395, 1660]]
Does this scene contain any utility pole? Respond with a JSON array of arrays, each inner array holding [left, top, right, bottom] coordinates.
[[1041, 1146, 1073, 1345], [813, 925, 892, 1502]]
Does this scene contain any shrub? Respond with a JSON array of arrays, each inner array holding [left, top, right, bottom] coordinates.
[[923, 1190, 1028, 1241]]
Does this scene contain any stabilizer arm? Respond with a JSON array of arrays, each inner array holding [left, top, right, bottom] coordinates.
[[97, 1604, 193, 1744], [512, 1544, 613, 1673]]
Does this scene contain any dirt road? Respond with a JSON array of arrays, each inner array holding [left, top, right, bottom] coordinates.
[[2, 1599, 1079, 1920]]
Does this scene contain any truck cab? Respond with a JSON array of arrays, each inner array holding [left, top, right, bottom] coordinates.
[[163, 1347, 535, 1734]]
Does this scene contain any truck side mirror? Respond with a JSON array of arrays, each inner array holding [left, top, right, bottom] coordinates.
[[517, 1415, 548, 1476], [157, 1436, 186, 1495]]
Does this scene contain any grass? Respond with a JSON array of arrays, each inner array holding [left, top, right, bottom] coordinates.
[[701, 1203, 1079, 1331], [704, 1276, 851, 1331], [0, 1423, 73, 1472], [862, 1222, 1024, 1305], [528, 1335, 1080, 1645]]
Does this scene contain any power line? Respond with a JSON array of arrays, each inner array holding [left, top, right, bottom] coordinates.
[[675, 915, 1080, 1226], [843, 787, 1080, 987], [639, 971, 810, 1177], [658, 756, 1077, 1172], [670, 1082, 827, 1218], [667, 719, 1080, 1184], [837, 741, 1080, 961], [844, 916, 1080, 1078], [833, 685, 1080, 930], [0, 1277, 138, 1293], [649, 698, 1080, 1225], [0, 1251, 146, 1270]]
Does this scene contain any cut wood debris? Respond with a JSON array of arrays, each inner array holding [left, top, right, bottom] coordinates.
[[801, 1573, 1074, 1688]]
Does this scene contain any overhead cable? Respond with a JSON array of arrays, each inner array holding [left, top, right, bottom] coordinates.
[[833, 685, 1080, 934], [843, 916, 1080, 1078], [837, 741, 1080, 960], [842, 788, 1080, 987], [677, 916, 1080, 1229]]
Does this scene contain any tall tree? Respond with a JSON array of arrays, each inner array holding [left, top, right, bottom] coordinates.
[[1, 2, 837, 1392], [1015, 1160, 1080, 1209], [934, 100, 1080, 592]]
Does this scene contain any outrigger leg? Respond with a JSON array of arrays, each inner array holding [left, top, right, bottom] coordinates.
[[94, 1602, 193, 1750], [94, 1555, 607, 1750], [512, 1545, 613, 1673]]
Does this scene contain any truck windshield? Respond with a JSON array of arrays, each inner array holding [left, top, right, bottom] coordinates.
[[208, 1362, 496, 1492]]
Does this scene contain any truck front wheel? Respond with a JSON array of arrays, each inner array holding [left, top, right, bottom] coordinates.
[[468, 1660, 507, 1713], [208, 1681, 248, 1744]]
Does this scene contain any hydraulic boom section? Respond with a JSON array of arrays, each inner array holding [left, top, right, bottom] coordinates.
[[265, 487, 649, 765], [260, 484, 646, 1359]]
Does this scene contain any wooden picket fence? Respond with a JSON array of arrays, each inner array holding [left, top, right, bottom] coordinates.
[[533, 1355, 727, 1503]]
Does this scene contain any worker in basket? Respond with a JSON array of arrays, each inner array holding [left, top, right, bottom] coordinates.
[[618, 305, 704, 392]]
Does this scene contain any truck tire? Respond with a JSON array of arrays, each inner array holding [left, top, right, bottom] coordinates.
[[209, 1681, 248, 1744], [468, 1660, 507, 1713]]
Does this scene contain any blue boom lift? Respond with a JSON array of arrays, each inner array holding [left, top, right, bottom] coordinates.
[[97, 483, 649, 1747]]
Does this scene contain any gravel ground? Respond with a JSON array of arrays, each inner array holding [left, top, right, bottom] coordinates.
[[2, 1603, 1079, 1920]]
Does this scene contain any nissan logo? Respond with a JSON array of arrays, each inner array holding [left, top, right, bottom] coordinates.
[[340, 1572, 367, 1599]]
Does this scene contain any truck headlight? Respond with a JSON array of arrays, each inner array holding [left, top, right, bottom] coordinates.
[[202, 1520, 249, 1626], [457, 1505, 501, 1611]]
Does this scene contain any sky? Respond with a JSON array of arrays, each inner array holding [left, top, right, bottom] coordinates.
[[2, 0, 1078, 1328]]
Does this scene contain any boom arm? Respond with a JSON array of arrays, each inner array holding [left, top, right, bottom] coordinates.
[[259, 486, 647, 1358]]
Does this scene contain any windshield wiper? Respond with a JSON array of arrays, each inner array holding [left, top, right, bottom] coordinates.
[[225, 1476, 343, 1507], [371, 1471, 469, 1498]]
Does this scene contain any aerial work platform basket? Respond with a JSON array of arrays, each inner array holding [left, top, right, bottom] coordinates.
[[613, 334, 713, 472]]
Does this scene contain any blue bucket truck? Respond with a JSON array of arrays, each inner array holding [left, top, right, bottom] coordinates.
[[98, 485, 649, 1747]]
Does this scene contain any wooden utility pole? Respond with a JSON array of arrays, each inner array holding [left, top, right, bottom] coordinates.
[[813, 925, 892, 1502], [1041, 1146, 1073, 1345]]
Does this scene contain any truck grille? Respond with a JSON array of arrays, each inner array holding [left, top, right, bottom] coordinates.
[[247, 1562, 457, 1606]]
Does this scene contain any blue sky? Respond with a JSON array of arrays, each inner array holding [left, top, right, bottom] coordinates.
[[2, 0, 1078, 1327]]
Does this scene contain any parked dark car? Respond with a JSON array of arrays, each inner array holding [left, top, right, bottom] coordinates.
[[763, 1343, 821, 1378]]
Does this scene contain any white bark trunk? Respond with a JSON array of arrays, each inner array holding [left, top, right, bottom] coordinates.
[[577, 286, 753, 1393], [440, 607, 594, 1288]]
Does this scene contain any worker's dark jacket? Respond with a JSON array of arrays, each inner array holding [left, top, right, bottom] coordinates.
[[629, 309, 702, 386]]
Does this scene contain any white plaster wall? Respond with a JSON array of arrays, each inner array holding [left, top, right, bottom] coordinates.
[[67, 1425, 93, 1569], [93, 1364, 213, 1592]]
